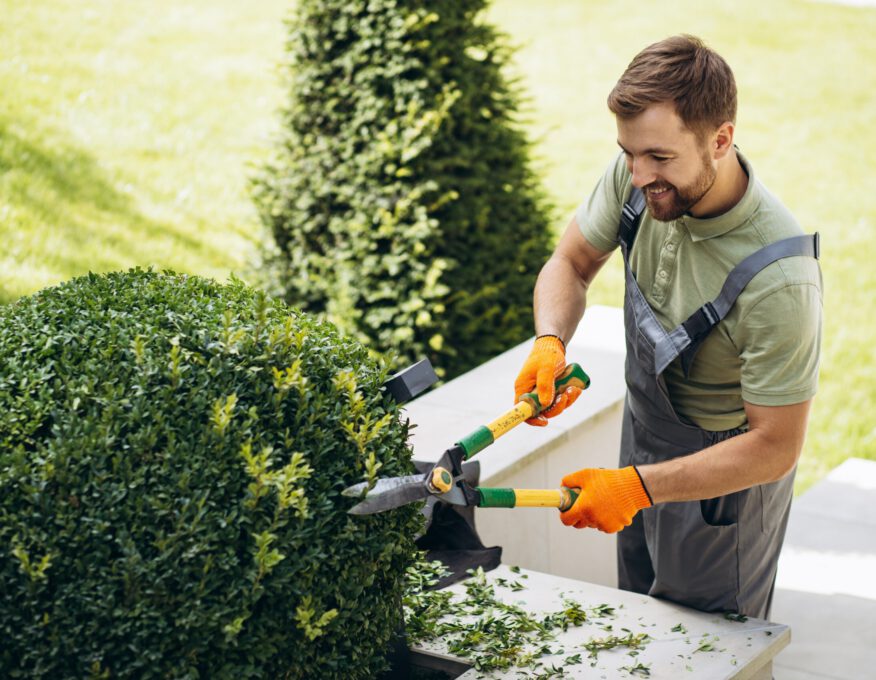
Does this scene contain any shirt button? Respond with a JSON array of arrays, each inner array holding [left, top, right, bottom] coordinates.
[[667, 244, 675, 252], [659, 271, 668, 279]]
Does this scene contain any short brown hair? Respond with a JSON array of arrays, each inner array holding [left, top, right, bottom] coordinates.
[[607, 35, 737, 138]]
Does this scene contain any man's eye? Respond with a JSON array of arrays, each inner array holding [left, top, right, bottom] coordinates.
[[653, 156, 671, 163]]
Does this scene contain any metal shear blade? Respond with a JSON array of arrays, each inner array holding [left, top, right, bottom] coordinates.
[[342, 474, 432, 515], [342, 463, 470, 514]]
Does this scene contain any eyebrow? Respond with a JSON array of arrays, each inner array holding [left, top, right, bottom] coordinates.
[[616, 141, 677, 156]]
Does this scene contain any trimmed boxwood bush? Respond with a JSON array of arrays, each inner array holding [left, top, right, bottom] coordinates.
[[0, 269, 421, 679], [252, 0, 554, 380]]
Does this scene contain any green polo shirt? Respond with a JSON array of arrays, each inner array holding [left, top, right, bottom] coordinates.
[[577, 151, 822, 431]]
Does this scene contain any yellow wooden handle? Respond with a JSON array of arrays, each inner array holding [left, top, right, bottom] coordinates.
[[477, 487, 580, 510], [458, 364, 591, 460], [513, 489, 566, 507], [486, 401, 534, 439], [513, 488, 582, 509]]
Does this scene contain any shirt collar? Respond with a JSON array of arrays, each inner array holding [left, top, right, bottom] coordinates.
[[680, 150, 758, 242]]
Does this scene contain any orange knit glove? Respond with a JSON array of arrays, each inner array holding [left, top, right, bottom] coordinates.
[[514, 335, 573, 426], [559, 467, 653, 533], [541, 384, 583, 421]]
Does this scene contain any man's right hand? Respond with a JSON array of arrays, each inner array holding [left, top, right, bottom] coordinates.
[[514, 335, 579, 426]]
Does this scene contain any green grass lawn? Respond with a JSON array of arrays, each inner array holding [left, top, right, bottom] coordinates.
[[2, 0, 874, 493], [0, 0, 289, 300]]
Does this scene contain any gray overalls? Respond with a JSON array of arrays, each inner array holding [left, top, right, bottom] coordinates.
[[615, 188, 820, 619]]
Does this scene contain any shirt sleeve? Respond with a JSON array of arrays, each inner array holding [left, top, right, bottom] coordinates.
[[737, 280, 823, 406], [575, 152, 632, 254]]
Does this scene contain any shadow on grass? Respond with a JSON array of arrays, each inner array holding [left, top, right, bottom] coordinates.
[[0, 115, 239, 301]]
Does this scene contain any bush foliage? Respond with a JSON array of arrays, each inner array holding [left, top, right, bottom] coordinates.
[[253, 0, 553, 379], [0, 269, 421, 679]]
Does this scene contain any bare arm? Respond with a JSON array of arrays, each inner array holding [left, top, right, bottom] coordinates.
[[638, 398, 813, 503], [534, 216, 613, 343]]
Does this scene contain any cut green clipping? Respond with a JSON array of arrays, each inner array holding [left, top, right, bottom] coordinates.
[[477, 487, 516, 508], [458, 426, 494, 459]]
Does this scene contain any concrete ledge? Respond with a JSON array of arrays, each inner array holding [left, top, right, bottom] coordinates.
[[414, 564, 789, 679]]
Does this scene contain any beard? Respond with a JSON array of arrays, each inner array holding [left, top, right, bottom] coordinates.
[[643, 149, 717, 222]]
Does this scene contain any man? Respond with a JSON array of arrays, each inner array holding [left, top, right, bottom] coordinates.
[[514, 35, 822, 619]]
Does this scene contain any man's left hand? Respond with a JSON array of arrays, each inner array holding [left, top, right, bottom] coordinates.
[[560, 467, 653, 533]]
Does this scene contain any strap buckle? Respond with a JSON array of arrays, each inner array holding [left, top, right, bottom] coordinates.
[[619, 192, 645, 250], [621, 203, 638, 224], [702, 301, 719, 326]]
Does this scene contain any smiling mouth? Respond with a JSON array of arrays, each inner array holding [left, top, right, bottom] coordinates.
[[646, 185, 673, 199]]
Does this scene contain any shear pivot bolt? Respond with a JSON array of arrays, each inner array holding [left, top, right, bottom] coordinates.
[[429, 468, 453, 493]]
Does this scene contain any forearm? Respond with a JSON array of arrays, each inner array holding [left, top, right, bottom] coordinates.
[[533, 255, 589, 344], [558, 384, 811, 533], [532, 217, 612, 343], [637, 426, 802, 504]]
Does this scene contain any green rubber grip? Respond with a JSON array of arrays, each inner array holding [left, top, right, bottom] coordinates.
[[520, 363, 591, 415], [557, 363, 590, 392], [477, 487, 517, 508], [458, 425, 494, 459], [564, 487, 580, 511]]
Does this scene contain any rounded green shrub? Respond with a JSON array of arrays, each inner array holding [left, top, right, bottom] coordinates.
[[0, 269, 421, 679], [252, 0, 554, 380]]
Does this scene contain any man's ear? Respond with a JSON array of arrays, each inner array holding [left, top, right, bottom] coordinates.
[[714, 121, 735, 160]]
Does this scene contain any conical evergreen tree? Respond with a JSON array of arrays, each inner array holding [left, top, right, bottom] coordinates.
[[253, 0, 553, 379]]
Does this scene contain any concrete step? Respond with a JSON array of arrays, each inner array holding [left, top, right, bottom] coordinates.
[[772, 457, 876, 680]]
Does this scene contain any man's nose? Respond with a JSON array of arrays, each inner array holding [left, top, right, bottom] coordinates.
[[629, 158, 656, 189]]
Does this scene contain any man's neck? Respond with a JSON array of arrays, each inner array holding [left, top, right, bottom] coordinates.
[[689, 148, 748, 219]]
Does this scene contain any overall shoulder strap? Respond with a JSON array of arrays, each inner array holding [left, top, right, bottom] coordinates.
[[677, 233, 820, 377], [618, 187, 646, 253]]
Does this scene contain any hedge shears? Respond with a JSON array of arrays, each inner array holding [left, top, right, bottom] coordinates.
[[343, 364, 590, 515]]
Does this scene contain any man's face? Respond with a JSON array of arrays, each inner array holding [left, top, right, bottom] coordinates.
[[616, 102, 717, 222]]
